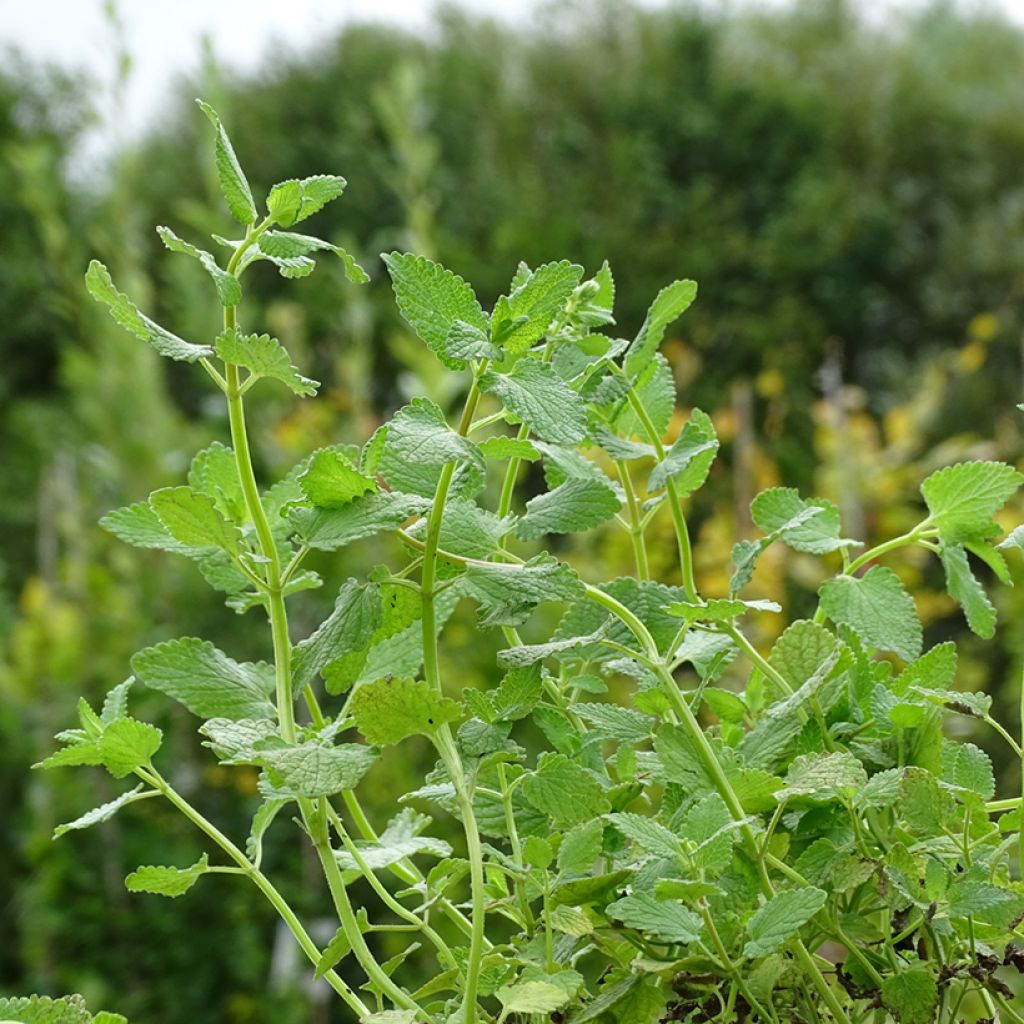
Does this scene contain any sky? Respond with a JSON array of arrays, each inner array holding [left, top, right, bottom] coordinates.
[[4, 0, 1024, 157]]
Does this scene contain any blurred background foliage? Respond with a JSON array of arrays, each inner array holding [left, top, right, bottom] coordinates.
[[4, 0, 1024, 1020]]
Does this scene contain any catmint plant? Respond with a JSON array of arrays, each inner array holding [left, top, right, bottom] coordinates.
[[13, 100, 1024, 1024]]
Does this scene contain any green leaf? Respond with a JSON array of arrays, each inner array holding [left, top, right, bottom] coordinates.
[[334, 809, 450, 870], [667, 597, 781, 624], [570, 703, 655, 743], [940, 741, 994, 800], [188, 442, 245, 522], [605, 813, 682, 859], [478, 435, 540, 462], [149, 486, 242, 556], [257, 230, 367, 282], [381, 251, 489, 368], [479, 360, 587, 444], [522, 752, 610, 826], [819, 566, 921, 661], [625, 279, 697, 373], [300, 448, 377, 508], [126, 853, 209, 898], [131, 637, 276, 721], [606, 892, 702, 943], [99, 718, 162, 778], [261, 743, 377, 797], [85, 260, 213, 362], [946, 880, 1019, 920], [880, 970, 938, 1024], [557, 819, 604, 875], [53, 784, 149, 838], [405, 496, 513, 559], [266, 175, 347, 227], [197, 100, 257, 225], [292, 580, 382, 692], [921, 460, 1021, 542], [100, 500, 205, 556], [459, 554, 583, 626], [742, 887, 827, 958], [289, 491, 430, 551], [516, 477, 620, 540], [214, 329, 318, 396], [350, 677, 462, 746], [939, 543, 996, 638], [377, 398, 484, 498], [778, 752, 867, 802], [200, 717, 279, 764], [491, 260, 584, 353], [496, 980, 571, 1015], [648, 409, 718, 495], [613, 353, 676, 436], [314, 927, 352, 979], [100, 679, 134, 725], [491, 664, 544, 721], [678, 793, 736, 874], [750, 488, 856, 554], [156, 225, 241, 306]]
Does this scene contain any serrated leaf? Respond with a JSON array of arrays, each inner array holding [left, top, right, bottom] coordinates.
[[921, 460, 1022, 543], [478, 435, 540, 461], [496, 980, 571, 1015], [100, 500, 204, 556], [492, 260, 584, 353], [479, 359, 586, 444], [314, 927, 352, 978], [522, 752, 610, 826], [667, 597, 781, 624], [606, 813, 682, 859], [350, 677, 462, 746], [85, 260, 213, 362], [939, 543, 996, 638], [946, 880, 1019, 920], [299, 448, 377, 508], [516, 477, 620, 540], [880, 970, 938, 1024], [131, 637, 276, 721], [648, 408, 718, 494], [157, 225, 240, 305], [214, 329, 318, 396], [149, 486, 242, 556], [459, 553, 583, 626], [188, 442, 245, 522], [742, 887, 827, 958], [940, 741, 994, 800], [570, 703, 655, 742], [819, 566, 921, 661], [126, 852, 209, 898], [678, 792, 735, 874], [200, 717, 279, 763], [613, 353, 676, 436], [261, 743, 377, 796], [606, 892, 702, 943], [292, 175, 347, 224], [382, 252, 489, 368], [378, 398, 484, 498], [778, 751, 867, 802], [557, 819, 604, 876], [99, 718, 162, 778], [53, 784, 149, 838], [334, 808, 451, 870], [197, 100, 256, 225], [292, 579, 382, 692], [750, 488, 857, 554], [625, 279, 698, 373], [256, 230, 367, 282], [100, 679, 133, 725], [289, 491, 430, 551]]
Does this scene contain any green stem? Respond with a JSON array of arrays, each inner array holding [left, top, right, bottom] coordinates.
[[497, 761, 535, 930], [138, 768, 369, 1017], [312, 799, 426, 1016], [420, 371, 488, 1024], [617, 460, 650, 580]]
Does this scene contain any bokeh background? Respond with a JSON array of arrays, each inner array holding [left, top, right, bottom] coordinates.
[[4, 0, 1024, 1020]]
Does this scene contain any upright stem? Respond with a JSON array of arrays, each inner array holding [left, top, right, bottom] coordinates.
[[421, 371, 488, 1024], [617, 460, 650, 580]]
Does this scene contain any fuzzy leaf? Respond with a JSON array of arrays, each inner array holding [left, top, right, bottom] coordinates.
[[127, 853, 209, 898], [516, 477, 620, 540], [459, 554, 583, 626], [100, 500, 205, 556], [262, 743, 377, 796], [941, 741, 994, 800], [606, 892, 701, 943], [215, 329, 318, 396], [149, 486, 242, 555], [605, 813, 682, 859], [300, 448, 377, 508], [157, 225, 240, 306], [778, 752, 867, 802], [819, 566, 921, 661], [53, 785, 149, 838], [496, 980, 571, 1015], [85, 260, 213, 362], [197, 100, 256, 225], [350, 677, 462, 746], [750, 488, 857, 554], [522, 752, 610, 826], [492, 260, 584, 353], [880, 970, 938, 1024], [289, 491, 430, 550], [99, 718, 162, 778], [939, 543, 996, 638], [743, 887, 827, 959], [648, 409, 718, 495], [479, 360, 587, 444], [382, 252, 489, 368], [131, 638, 276, 721], [921, 460, 1022, 543], [625, 279, 697, 373]]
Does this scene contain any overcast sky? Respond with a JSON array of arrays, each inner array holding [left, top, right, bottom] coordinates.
[[5, 0, 1024, 156]]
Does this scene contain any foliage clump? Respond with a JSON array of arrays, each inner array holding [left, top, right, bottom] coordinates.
[[33, 101, 1024, 1023]]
